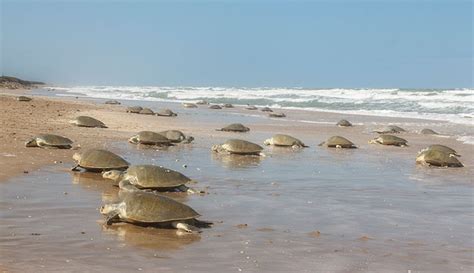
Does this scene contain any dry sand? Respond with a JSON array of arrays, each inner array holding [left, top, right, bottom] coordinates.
[[0, 88, 473, 272]]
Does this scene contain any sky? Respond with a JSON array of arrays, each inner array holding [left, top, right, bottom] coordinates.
[[0, 0, 472, 88]]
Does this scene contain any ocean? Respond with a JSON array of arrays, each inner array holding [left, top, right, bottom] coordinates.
[[49, 86, 474, 126]]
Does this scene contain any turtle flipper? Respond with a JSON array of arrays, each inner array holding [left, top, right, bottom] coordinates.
[[178, 185, 204, 195], [71, 165, 80, 171], [105, 212, 120, 225], [171, 221, 200, 233]]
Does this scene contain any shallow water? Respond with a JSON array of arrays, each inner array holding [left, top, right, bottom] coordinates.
[[1, 134, 473, 272]]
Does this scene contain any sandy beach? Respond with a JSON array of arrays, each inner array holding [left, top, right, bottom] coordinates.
[[1, 88, 473, 272]]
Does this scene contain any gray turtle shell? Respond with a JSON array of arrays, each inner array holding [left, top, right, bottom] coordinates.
[[374, 135, 408, 146], [183, 103, 198, 108], [220, 139, 263, 154], [423, 144, 459, 156], [268, 134, 305, 147], [222, 103, 234, 108], [72, 116, 107, 128], [156, 109, 177, 116], [126, 106, 143, 113], [374, 125, 406, 134], [420, 128, 438, 135], [139, 108, 154, 115], [337, 119, 352, 127], [416, 149, 463, 167], [321, 136, 356, 148], [246, 105, 258, 110], [218, 123, 250, 132], [132, 131, 171, 145], [28, 134, 73, 148], [124, 165, 192, 189], [261, 107, 273, 112], [77, 149, 129, 171], [269, 112, 286, 118], [209, 105, 222, 109], [159, 130, 186, 143], [119, 192, 200, 223], [105, 100, 121, 105]]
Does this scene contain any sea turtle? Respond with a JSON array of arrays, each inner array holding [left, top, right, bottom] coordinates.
[[209, 105, 222, 109], [263, 134, 308, 148], [373, 125, 406, 134], [183, 103, 198, 108], [222, 103, 234, 108], [216, 123, 250, 132], [72, 149, 129, 172], [105, 100, 121, 105], [319, 136, 357, 148], [102, 165, 200, 194], [212, 139, 264, 155], [156, 109, 177, 117], [129, 131, 173, 146], [17, 96, 32, 102], [268, 112, 286, 118], [261, 107, 273, 112], [196, 100, 209, 105], [25, 134, 73, 149], [337, 119, 352, 127], [420, 128, 438, 135], [418, 144, 460, 157], [70, 116, 107, 128], [126, 106, 143, 113], [139, 108, 154, 115], [245, 105, 258, 110], [159, 130, 194, 143], [100, 191, 210, 232], [369, 135, 408, 146], [416, 149, 463, 168]]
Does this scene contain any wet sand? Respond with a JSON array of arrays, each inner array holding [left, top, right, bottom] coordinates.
[[1, 88, 473, 272]]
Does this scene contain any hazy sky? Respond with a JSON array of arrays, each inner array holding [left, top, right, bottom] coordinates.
[[1, 0, 472, 88]]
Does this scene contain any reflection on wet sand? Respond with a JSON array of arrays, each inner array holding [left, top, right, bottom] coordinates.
[[211, 153, 262, 169], [102, 224, 201, 250], [71, 172, 120, 203]]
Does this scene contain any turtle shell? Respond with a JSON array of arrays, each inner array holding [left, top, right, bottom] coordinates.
[[269, 112, 286, 118], [375, 135, 408, 146], [222, 103, 234, 108], [77, 149, 129, 171], [374, 125, 406, 134], [17, 96, 32, 102], [126, 106, 143, 113], [196, 100, 208, 105], [337, 119, 352, 127], [124, 165, 192, 189], [268, 134, 305, 146], [139, 108, 154, 115], [33, 134, 73, 147], [159, 130, 186, 143], [221, 139, 263, 154], [156, 109, 177, 116], [416, 149, 463, 167], [105, 100, 121, 105], [219, 123, 250, 132], [246, 106, 258, 110], [261, 107, 273, 112], [424, 144, 459, 156], [209, 105, 222, 109], [420, 128, 438, 135], [183, 103, 198, 108], [72, 116, 107, 128], [323, 136, 356, 148], [120, 192, 200, 223], [132, 131, 171, 145]]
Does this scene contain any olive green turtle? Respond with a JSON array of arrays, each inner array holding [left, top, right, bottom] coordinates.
[[70, 116, 107, 128], [17, 96, 32, 102], [420, 128, 438, 135], [369, 135, 408, 146], [373, 125, 406, 134], [156, 109, 177, 117], [183, 103, 198, 108], [212, 139, 264, 155], [418, 144, 460, 157], [263, 134, 308, 148], [261, 107, 273, 112], [216, 123, 250, 132], [139, 108, 154, 115], [416, 149, 463, 168], [196, 100, 209, 105], [72, 149, 129, 172], [100, 191, 211, 232], [337, 119, 352, 127], [268, 112, 286, 118], [102, 165, 201, 194], [222, 103, 234, 108], [209, 105, 222, 109], [129, 131, 173, 146], [126, 106, 143, 113], [105, 100, 121, 105], [319, 136, 357, 148], [25, 134, 73, 149], [245, 105, 258, 110], [158, 130, 194, 143]]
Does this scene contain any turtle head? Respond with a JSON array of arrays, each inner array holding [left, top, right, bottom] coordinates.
[[263, 139, 272, 146], [184, 136, 194, 143], [211, 144, 220, 152], [72, 152, 81, 162], [25, 138, 38, 147], [128, 136, 139, 144], [102, 170, 123, 181], [100, 204, 116, 215], [368, 139, 377, 144]]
